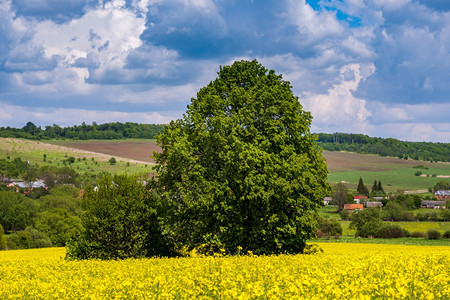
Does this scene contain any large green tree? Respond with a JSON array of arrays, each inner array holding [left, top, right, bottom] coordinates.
[[154, 60, 330, 255]]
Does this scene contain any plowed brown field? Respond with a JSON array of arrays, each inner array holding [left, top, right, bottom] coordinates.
[[54, 140, 161, 163], [53, 140, 425, 172]]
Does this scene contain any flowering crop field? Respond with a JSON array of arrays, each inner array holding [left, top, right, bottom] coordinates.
[[0, 243, 448, 299]]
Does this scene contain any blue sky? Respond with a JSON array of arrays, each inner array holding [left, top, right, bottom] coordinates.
[[0, 0, 449, 142]]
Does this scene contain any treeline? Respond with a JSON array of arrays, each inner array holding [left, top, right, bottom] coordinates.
[[0, 122, 165, 140], [316, 133, 450, 162]]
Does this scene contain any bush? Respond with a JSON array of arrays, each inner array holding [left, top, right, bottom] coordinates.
[[427, 230, 441, 240], [375, 224, 408, 238], [0, 224, 6, 250], [317, 216, 342, 237], [410, 231, 426, 238], [401, 211, 416, 221], [66, 174, 170, 260], [340, 209, 349, 220], [25, 227, 53, 248], [443, 230, 450, 239], [7, 231, 32, 249], [356, 220, 382, 238]]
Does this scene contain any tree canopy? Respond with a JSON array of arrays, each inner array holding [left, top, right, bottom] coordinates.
[[154, 60, 330, 255]]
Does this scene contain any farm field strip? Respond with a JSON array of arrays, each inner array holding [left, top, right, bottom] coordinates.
[[0, 244, 448, 299], [0, 138, 155, 175], [2, 138, 449, 191]]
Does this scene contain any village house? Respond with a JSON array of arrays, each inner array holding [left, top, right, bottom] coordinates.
[[7, 180, 47, 192], [343, 204, 363, 213], [434, 190, 450, 201], [421, 199, 446, 209], [354, 196, 368, 204], [323, 197, 332, 205], [365, 201, 383, 208]]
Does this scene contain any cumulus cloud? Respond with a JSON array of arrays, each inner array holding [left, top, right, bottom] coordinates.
[[0, 0, 448, 142], [300, 63, 374, 134], [0, 102, 179, 128]]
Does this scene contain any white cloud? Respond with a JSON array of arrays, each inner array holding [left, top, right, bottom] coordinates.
[[286, 0, 344, 43], [371, 123, 450, 142], [0, 102, 179, 128], [371, 0, 411, 11], [301, 63, 374, 133]]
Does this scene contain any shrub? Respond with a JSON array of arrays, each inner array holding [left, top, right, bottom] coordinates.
[[66, 174, 170, 260], [401, 211, 416, 221], [410, 231, 426, 238], [427, 230, 441, 240], [0, 224, 6, 250], [7, 231, 31, 249], [25, 227, 53, 248], [375, 224, 408, 238], [317, 216, 343, 237], [443, 230, 450, 239], [340, 209, 349, 220], [356, 220, 382, 238]]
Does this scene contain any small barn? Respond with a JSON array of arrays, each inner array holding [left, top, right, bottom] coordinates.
[[421, 200, 446, 209], [365, 201, 383, 208]]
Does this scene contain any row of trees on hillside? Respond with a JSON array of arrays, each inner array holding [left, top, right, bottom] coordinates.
[[316, 133, 450, 162], [0, 122, 165, 140]]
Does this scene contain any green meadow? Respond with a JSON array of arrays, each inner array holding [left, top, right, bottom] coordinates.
[[0, 138, 154, 176], [324, 151, 450, 193]]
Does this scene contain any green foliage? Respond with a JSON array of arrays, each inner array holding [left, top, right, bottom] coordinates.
[[6, 227, 53, 249], [24, 227, 53, 248], [382, 202, 406, 221], [332, 182, 349, 212], [374, 224, 408, 238], [66, 174, 166, 260], [357, 177, 369, 196], [154, 60, 330, 255], [7, 231, 32, 249], [0, 224, 6, 250], [432, 180, 450, 192], [413, 165, 428, 169], [427, 229, 441, 240], [317, 216, 343, 237], [0, 191, 34, 232], [371, 180, 385, 196], [350, 207, 383, 237], [340, 209, 349, 220], [443, 230, 450, 238], [34, 208, 82, 246], [0, 157, 28, 178], [0, 122, 164, 140], [108, 157, 117, 165]]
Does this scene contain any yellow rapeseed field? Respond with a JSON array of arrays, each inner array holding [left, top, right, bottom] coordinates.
[[0, 243, 448, 299]]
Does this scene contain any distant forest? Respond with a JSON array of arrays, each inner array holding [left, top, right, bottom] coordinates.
[[0, 122, 164, 140], [316, 133, 449, 162], [0, 122, 449, 162]]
